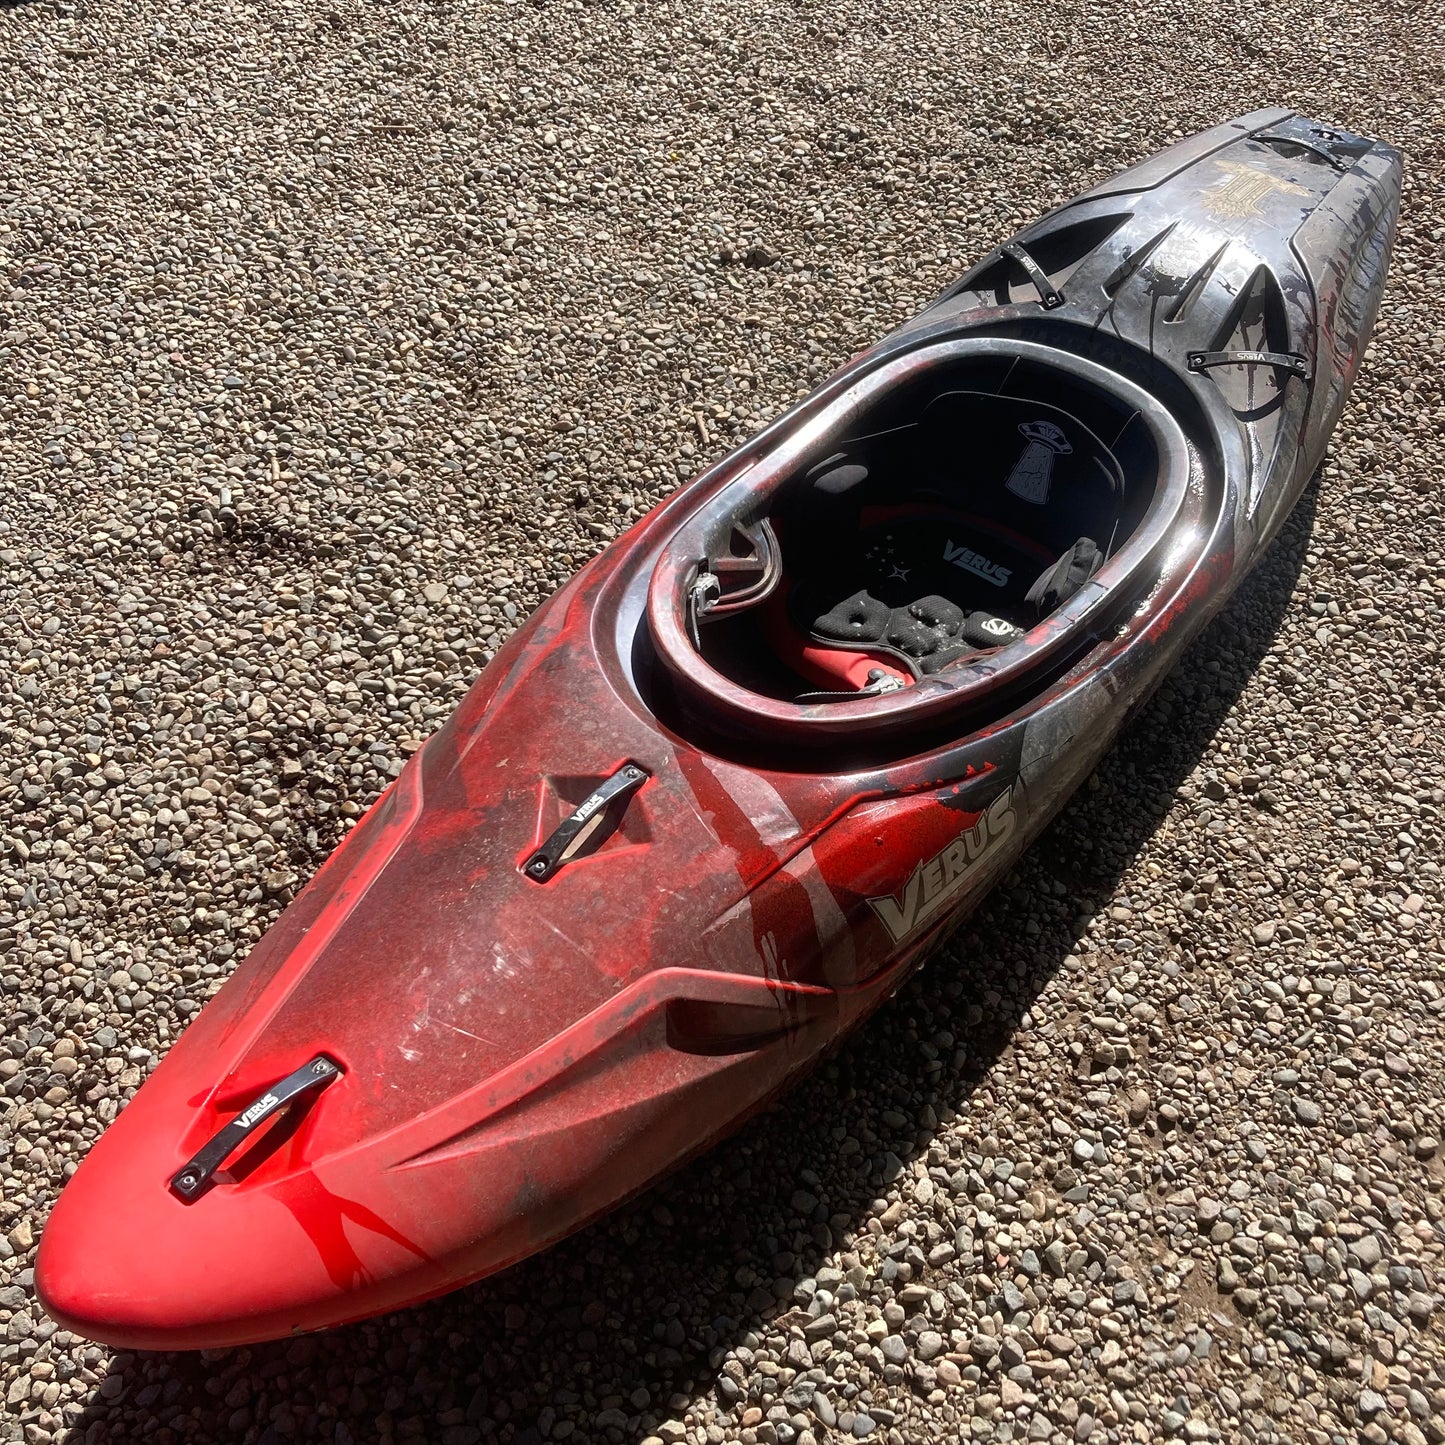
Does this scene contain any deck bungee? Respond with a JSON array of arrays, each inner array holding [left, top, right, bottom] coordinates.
[[37, 108, 1399, 1349]]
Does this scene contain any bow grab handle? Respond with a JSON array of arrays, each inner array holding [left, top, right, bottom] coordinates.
[[170, 1055, 342, 1202]]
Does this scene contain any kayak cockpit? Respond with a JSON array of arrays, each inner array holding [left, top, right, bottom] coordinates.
[[647, 337, 1196, 740]]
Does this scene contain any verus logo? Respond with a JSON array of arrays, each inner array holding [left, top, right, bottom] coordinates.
[[235, 1092, 280, 1130], [943, 541, 1011, 587], [867, 788, 1018, 943]]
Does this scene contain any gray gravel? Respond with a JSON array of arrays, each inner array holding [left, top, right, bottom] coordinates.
[[2, 0, 1443, 1442]]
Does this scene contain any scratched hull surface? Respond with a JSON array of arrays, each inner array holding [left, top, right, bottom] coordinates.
[[37, 110, 1399, 1349]]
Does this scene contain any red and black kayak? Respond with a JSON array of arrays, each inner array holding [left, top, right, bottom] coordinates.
[[37, 108, 1399, 1349]]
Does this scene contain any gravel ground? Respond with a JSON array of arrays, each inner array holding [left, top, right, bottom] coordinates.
[[2, 0, 1443, 1441]]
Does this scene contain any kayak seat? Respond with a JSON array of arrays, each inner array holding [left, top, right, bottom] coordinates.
[[764, 380, 1129, 687], [793, 512, 1103, 680], [809, 589, 1022, 674]]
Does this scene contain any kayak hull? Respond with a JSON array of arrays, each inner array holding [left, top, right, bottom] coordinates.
[[37, 108, 1399, 1348]]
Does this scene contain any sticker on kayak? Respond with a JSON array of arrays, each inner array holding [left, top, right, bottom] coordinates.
[[1204, 160, 1311, 219], [942, 541, 1011, 586], [1005, 419, 1072, 505], [868, 788, 1018, 943]]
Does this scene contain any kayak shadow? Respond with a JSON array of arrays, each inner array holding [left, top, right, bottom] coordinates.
[[67, 476, 1318, 1443]]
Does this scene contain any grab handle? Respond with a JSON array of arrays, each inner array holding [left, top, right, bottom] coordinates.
[[170, 1055, 342, 1202], [999, 242, 1065, 309], [1187, 349, 1309, 379], [524, 762, 648, 882]]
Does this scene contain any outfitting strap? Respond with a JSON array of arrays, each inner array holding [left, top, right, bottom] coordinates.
[[795, 670, 908, 704]]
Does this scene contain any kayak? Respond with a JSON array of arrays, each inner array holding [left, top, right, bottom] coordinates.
[[37, 107, 1399, 1349]]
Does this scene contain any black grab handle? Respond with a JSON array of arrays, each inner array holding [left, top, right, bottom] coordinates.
[[523, 762, 648, 882], [170, 1055, 342, 1202], [1188, 349, 1310, 379], [999, 242, 1065, 310]]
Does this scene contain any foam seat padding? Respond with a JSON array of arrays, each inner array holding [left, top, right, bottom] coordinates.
[[812, 589, 1025, 674]]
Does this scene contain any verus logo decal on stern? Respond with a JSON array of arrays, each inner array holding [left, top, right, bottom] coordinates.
[[235, 1092, 280, 1129], [943, 541, 1011, 587], [868, 788, 1018, 943]]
